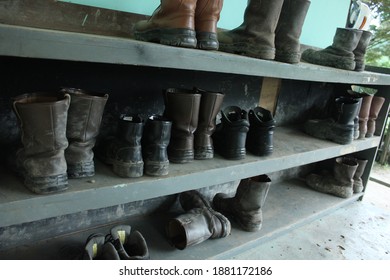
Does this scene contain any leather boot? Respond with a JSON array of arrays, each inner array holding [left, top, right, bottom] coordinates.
[[213, 174, 271, 232], [275, 0, 311, 64], [107, 225, 150, 260], [83, 233, 120, 260], [163, 88, 201, 163], [353, 158, 368, 193], [366, 96, 385, 137], [358, 94, 374, 139], [63, 88, 108, 178], [98, 115, 144, 178], [194, 88, 225, 159], [354, 30, 373, 72], [304, 96, 360, 144], [166, 190, 231, 250], [12, 92, 70, 194], [218, 0, 285, 60], [134, 0, 197, 48], [195, 0, 224, 50], [302, 28, 363, 70], [246, 107, 275, 156], [213, 106, 250, 159], [142, 115, 172, 176], [306, 157, 358, 198]]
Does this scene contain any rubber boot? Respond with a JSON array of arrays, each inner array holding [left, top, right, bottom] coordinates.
[[213, 106, 250, 160], [213, 174, 271, 231], [306, 157, 358, 198], [107, 225, 150, 260], [82, 233, 120, 260], [353, 158, 368, 193], [166, 190, 231, 250], [354, 30, 373, 72], [142, 115, 172, 176], [63, 88, 108, 178], [358, 95, 374, 139], [98, 115, 144, 178], [194, 88, 225, 159], [366, 96, 385, 137], [352, 96, 363, 140], [302, 28, 363, 70], [304, 97, 361, 144], [246, 107, 275, 156], [12, 92, 70, 194], [163, 88, 201, 163], [275, 0, 311, 64], [195, 0, 224, 50], [134, 0, 197, 48], [218, 0, 285, 60]]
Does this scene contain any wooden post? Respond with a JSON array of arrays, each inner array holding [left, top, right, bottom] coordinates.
[[258, 77, 282, 115]]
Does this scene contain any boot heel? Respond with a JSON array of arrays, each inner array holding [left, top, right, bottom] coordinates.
[[144, 160, 169, 176], [196, 32, 219, 50], [160, 29, 197, 48], [25, 173, 68, 194], [67, 161, 95, 178], [113, 160, 144, 178], [194, 146, 214, 160]]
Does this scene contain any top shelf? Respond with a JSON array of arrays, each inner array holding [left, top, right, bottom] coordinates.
[[1, 24, 390, 85]]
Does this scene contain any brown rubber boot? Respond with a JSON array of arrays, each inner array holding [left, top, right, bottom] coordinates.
[[213, 175, 271, 232], [366, 96, 385, 137], [63, 88, 108, 178], [163, 88, 201, 163], [134, 0, 197, 48], [274, 0, 311, 64], [166, 190, 231, 250], [194, 88, 225, 159], [12, 92, 70, 194], [195, 0, 224, 50], [353, 158, 368, 193], [306, 157, 359, 198], [358, 94, 374, 139], [218, 0, 285, 60], [302, 28, 363, 70], [354, 30, 373, 72]]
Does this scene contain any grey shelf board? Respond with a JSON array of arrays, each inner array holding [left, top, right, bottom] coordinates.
[[1, 24, 390, 85], [0, 179, 363, 259], [0, 127, 380, 228]]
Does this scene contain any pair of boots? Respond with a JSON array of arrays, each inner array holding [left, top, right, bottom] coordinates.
[[358, 95, 386, 139], [83, 225, 149, 260], [12, 88, 108, 194], [163, 88, 224, 163], [134, 0, 223, 50], [306, 156, 368, 198], [304, 96, 361, 145], [218, 0, 311, 64], [302, 28, 373, 71], [213, 106, 275, 160], [98, 114, 172, 177]]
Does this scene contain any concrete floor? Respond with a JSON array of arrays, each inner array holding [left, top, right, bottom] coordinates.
[[234, 164, 390, 260]]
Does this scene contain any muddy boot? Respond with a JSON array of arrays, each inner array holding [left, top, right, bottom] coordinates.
[[63, 88, 108, 178], [195, 0, 224, 50], [194, 88, 225, 159], [353, 158, 368, 193], [358, 94, 374, 139], [213, 175, 271, 231], [142, 115, 172, 176], [12, 92, 70, 194], [275, 0, 311, 64], [304, 96, 360, 144], [134, 0, 197, 48], [354, 30, 373, 72], [107, 225, 150, 260], [165, 190, 231, 250], [366, 96, 385, 138], [163, 88, 201, 163], [218, 0, 285, 59], [82, 233, 120, 260], [302, 28, 363, 70], [213, 106, 250, 159], [98, 115, 144, 178], [306, 157, 358, 198], [246, 107, 275, 156]]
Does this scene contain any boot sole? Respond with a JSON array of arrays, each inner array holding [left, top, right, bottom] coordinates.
[[113, 160, 144, 178], [144, 160, 169, 176], [196, 32, 219, 51], [219, 42, 275, 60], [134, 28, 197, 49], [24, 173, 69, 194], [67, 161, 95, 178], [194, 146, 214, 160]]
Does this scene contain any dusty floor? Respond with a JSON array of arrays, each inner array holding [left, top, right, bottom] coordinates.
[[235, 163, 390, 260]]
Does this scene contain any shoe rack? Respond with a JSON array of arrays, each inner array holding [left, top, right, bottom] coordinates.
[[0, 24, 390, 259]]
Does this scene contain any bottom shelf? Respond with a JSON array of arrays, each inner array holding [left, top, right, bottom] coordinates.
[[0, 179, 363, 260]]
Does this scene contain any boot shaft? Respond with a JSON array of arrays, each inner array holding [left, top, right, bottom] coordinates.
[[367, 96, 385, 137], [117, 114, 145, 146], [354, 30, 373, 72], [331, 28, 363, 56], [235, 175, 271, 211], [335, 97, 360, 126], [333, 157, 358, 186], [195, 0, 224, 33]]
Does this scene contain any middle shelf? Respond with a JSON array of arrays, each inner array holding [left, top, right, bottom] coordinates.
[[0, 126, 380, 228]]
